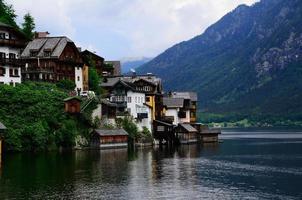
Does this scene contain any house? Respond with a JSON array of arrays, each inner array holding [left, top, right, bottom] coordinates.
[[64, 96, 82, 114], [101, 77, 153, 132], [171, 92, 197, 123], [175, 123, 198, 144], [0, 121, 6, 155], [20, 34, 84, 92], [91, 128, 128, 149], [162, 97, 185, 125], [0, 22, 28, 86]]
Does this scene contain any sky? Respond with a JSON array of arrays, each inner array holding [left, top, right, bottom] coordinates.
[[7, 0, 258, 60]]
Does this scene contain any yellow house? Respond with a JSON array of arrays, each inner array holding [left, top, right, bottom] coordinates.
[[82, 64, 89, 91]]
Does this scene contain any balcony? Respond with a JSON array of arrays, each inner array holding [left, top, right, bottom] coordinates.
[[0, 39, 26, 47], [21, 68, 54, 74], [0, 58, 23, 67]]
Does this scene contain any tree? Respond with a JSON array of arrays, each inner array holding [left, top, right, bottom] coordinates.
[[0, 0, 18, 27], [22, 13, 35, 40], [56, 79, 76, 91], [88, 57, 102, 94]]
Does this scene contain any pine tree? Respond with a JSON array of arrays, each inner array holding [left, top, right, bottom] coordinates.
[[22, 13, 35, 40]]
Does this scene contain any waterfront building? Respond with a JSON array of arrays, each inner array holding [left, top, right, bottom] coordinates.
[[91, 128, 128, 149], [162, 97, 185, 125], [170, 92, 197, 123], [175, 123, 198, 144], [101, 78, 152, 132], [0, 22, 28, 86], [20, 34, 84, 92]]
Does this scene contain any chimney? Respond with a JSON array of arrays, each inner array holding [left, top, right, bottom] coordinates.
[[34, 31, 50, 38]]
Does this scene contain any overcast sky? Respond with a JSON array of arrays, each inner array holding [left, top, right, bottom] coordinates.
[[7, 0, 258, 60]]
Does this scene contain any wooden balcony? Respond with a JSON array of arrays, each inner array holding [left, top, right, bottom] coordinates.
[[0, 39, 26, 47], [0, 58, 23, 67]]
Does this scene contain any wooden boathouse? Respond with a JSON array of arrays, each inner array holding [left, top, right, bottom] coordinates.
[[91, 128, 129, 149]]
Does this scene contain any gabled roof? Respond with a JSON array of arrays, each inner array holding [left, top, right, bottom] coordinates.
[[64, 96, 82, 102], [82, 50, 104, 61], [163, 97, 184, 108], [171, 92, 197, 101], [21, 36, 74, 58], [179, 123, 198, 133], [94, 128, 128, 136], [0, 121, 6, 130]]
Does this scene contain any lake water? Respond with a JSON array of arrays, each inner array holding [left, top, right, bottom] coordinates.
[[1, 129, 302, 199]]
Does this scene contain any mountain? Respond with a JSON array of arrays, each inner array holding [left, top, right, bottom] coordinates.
[[121, 57, 152, 74], [138, 0, 302, 122]]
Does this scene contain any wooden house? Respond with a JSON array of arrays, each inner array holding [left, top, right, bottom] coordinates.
[[175, 123, 198, 144], [64, 96, 82, 114], [91, 128, 128, 149], [20, 35, 84, 92]]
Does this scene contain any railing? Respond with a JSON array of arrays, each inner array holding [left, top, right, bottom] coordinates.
[[0, 39, 26, 47], [0, 58, 23, 66], [21, 68, 54, 74]]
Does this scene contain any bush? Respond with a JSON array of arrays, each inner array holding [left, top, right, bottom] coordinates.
[[56, 79, 76, 91]]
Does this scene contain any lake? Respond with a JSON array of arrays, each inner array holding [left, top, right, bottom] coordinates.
[[1, 129, 302, 199]]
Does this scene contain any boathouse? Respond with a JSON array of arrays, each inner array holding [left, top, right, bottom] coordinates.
[[175, 123, 198, 144], [91, 128, 129, 149], [64, 96, 82, 114]]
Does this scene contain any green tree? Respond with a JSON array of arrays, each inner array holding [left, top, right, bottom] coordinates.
[[0, 0, 18, 27], [88, 57, 102, 94], [56, 79, 76, 91], [22, 13, 35, 40]]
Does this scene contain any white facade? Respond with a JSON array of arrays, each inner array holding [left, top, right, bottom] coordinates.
[[166, 108, 190, 125], [0, 30, 22, 86], [165, 108, 180, 125], [75, 66, 83, 92], [180, 110, 190, 123], [126, 90, 152, 132]]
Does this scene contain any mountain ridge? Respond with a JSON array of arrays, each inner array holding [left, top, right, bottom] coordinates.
[[137, 0, 302, 120]]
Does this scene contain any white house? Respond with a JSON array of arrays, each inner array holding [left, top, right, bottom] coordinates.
[[126, 90, 152, 132], [163, 97, 190, 125], [0, 22, 27, 86]]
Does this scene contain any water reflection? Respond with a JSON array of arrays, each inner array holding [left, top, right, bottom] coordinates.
[[0, 133, 302, 199]]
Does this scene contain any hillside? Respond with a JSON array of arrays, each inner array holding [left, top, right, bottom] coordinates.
[[138, 0, 302, 124]]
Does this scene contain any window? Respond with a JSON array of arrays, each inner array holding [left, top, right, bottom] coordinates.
[[9, 53, 16, 59], [146, 97, 150, 102], [77, 76, 80, 81], [0, 33, 5, 39], [14, 69, 18, 76], [0, 67, 5, 76], [30, 51, 38, 57], [135, 97, 137, 103], [44, 51, 51, 57], [127, 96, 132, 103], [0, 52, 6, 59], [9, 69, 13, 76]]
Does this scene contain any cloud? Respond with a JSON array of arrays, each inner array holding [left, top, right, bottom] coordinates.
[[7, 0, 258, 59]]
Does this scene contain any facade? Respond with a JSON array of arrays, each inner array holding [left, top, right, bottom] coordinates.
[[91, 128, 128, 149], [82, 64, 89, 91], [81, 50, 105, 77], [64, 96, 82, 114], [101, 74, 163, 133], [171, 92, 197, 123], [0, 22, 28, 86], [163, 97, 185, 125], [20, 36, 84, 92]]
